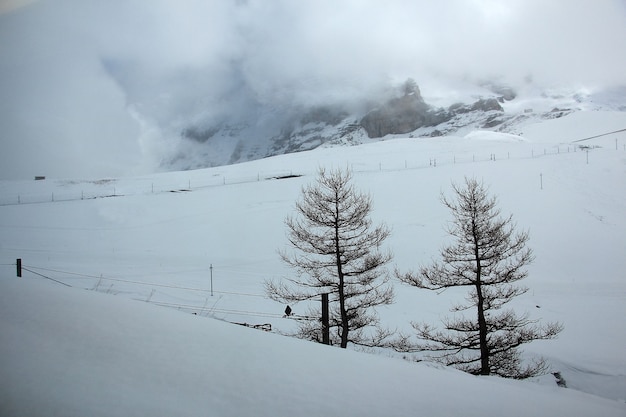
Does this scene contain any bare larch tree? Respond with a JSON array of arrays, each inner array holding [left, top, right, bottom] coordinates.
[[265, 167, 394, 348], [396, 177, 562, 378]]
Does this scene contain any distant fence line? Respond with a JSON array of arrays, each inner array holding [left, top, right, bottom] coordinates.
[[0, 143, 618, 207], [0, 169, 295, 206]]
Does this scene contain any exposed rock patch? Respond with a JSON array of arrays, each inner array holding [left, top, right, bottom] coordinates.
[[360, 86, 503, 138]]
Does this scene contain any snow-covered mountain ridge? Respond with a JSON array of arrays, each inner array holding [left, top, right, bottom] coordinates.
[[166, 82, 626, 172]]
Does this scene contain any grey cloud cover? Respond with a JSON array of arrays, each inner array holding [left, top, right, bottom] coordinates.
[[1, 0, 625, 179]]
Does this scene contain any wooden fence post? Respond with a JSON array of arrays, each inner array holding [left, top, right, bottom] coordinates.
[[322, 293, 330, 345]]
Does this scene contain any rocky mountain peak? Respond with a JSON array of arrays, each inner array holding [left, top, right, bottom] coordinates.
[[359, 79, 504, 138], [166, 79, 601, 172]]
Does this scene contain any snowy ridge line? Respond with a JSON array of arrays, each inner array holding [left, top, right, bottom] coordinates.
[[0, 143, 601, 207], [18, 263, 269, 299]]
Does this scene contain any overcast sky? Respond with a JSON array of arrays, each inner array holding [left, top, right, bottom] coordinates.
[[1, 0, 625, 180]]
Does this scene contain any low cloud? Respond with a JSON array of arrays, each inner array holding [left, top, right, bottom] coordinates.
[[1, 0, 625, 179]]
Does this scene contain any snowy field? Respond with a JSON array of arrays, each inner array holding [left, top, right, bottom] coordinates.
[[1, 110, 625, 415]]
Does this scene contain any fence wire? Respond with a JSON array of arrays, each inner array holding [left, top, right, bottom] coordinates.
[[10, 262, 288, 324]]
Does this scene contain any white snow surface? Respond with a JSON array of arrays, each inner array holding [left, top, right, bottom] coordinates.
[[1, 277, 624, 417], [1, 110, 625, 416]]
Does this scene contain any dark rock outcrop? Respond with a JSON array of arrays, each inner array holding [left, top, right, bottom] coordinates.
[[300, 105, 349, 126], [182, 126, 221, 143], [360, 84, 438, 138], [172, 78, 527, 171], [360, 84, 503, 138], [448, 98, 503, 115]]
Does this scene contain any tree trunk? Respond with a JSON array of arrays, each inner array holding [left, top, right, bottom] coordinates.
[[338, 271, 349, 348], [476, 280, 490, 375], [335, 198, 350, 348], [473, 220, 490, 375]]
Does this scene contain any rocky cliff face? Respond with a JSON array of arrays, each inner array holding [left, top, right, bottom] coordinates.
[[360, 86, 434, 137], [165, 80, 590, 172], [359, 85, 504, 139]]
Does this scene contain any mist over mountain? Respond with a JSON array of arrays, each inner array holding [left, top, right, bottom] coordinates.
[[1, 0, 626, 179], [153, 76, 624, 172]]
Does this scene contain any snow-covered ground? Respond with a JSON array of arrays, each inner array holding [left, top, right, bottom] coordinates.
[[1, 110, 625, 416], [2, 276, 624, 417]]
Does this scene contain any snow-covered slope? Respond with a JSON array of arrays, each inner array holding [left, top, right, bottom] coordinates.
[[1, 110, 625, 415], [1, 276, 624, 417]]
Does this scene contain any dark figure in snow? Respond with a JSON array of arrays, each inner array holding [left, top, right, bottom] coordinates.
[[284, 305, 292, 317]]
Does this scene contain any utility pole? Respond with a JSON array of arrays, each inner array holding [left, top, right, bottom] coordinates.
[[210, 264, 213, 296], [17, 258, 22, 277], [321, 293, 330, 345]]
